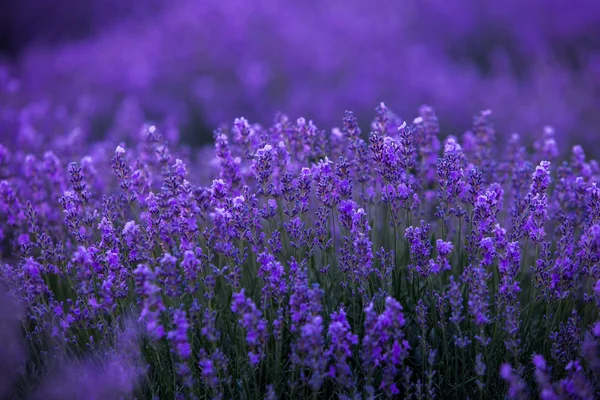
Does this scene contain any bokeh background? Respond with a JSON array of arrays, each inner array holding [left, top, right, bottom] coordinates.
[[1, 0, 599, 152]]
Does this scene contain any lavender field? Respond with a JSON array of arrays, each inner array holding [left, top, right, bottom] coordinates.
[[1, 1, 600, 399]]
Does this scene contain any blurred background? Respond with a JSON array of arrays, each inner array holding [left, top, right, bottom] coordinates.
[[1, 0, 599, 152]]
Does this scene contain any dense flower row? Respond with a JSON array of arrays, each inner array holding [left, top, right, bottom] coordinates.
[[0, 104, 599, 399]]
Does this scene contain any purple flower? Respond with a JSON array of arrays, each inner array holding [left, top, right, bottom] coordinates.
[[22, 257, 47, 299], [550, 311, 581, 366], [499, 363, 527, 400], [198, 350, 220, 391], [231, 290, 268, 366], [338, 199, 358, 231], [475, 353, 486, 390], [168, 309, 192, 360], [111, 145, 134, 201], [289, 259, 323, 332], [211, 178, 228, 201], [291, 315, 326, 392], [159, 253, 181, 297], [135, 264, 166, 340], [253, 144, 274, 195], [471, 185, 504, 242], [313, 157, 338, 208], [405, 221, 433, 277], [257, 251, 287, 307], [338, 206, 374, 293], [325, 307, 358, 389], [592, 322, 600, 338], [362, 296, 410, 397], [430, 239, 454, 273], [497, 241, 522, 354], [436, 137, 465, 228], [534, 126, 559, 163], [464, 263, 491, 346], [446, 276, 466, 333], [523, 161, 551, 242], [214, 130, 242, 189]]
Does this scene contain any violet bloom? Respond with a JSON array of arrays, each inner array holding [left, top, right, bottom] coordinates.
[[284, 216, 310, 249], [0, 180, 25, 228], [67, 161, 87, 198], [470, 110, 496, 175], [252, 143, 274, 196], [593, 322, 600, 338], [549, 311, 581, 366], [414, 106, 441, 185], [369, 127, 408, 193], [198, 347, 229, 395], [524, 161, 551, 243], [122, 220, 144, 263], [479, 237, 496, 266], [291, 315, 326, 392], [474, 353, 486, 391], [168, 309, 193, 388], [436, 137, 465, 228], [342, 111, 371, 185], [231, 290, 268, 366], [532, 354, 558, 400], [159, 252, 181, 297], [334, 157, 353, 202], [586, 183, 600, 224], [499, 363, 527, 400], [338, 199, 358, 231], [405, 221, 433, 278], [429, 239, 453, 274], [98, 217, 117, 251], [180, 249, 203, 294], [362, 296, 410, 397], [497, 241, 522, 355], [313, 157, 338, 209], [338, 206, 374, 295], [214, 130, 242, 190], [111, 145, 134, 202], [134, 264, 166, 340], [200, 307, 221, 344], [471, 185, 504, 243], [465, 263, 491, 346], [288, 259, 323, 333], [325, 307, 358, 390], [257, 251, 287, 307], [59, 190, 84, 242], [168, 309, 192, 360], [446, 276, 469, 348], [268, 229, 283, 254], [198, 349, 219, 391], [297, 166, 312, 214], [559, 360, 595, 400], [397, 123, 416, 173], [534, 126, 559, 164], [22, 257, 48, 300]]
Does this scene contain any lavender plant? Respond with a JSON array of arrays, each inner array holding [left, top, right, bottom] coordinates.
[[0, 103, 599, 399]]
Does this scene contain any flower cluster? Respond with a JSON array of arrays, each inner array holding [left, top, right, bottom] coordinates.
[[0, 102, 599, 400]]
